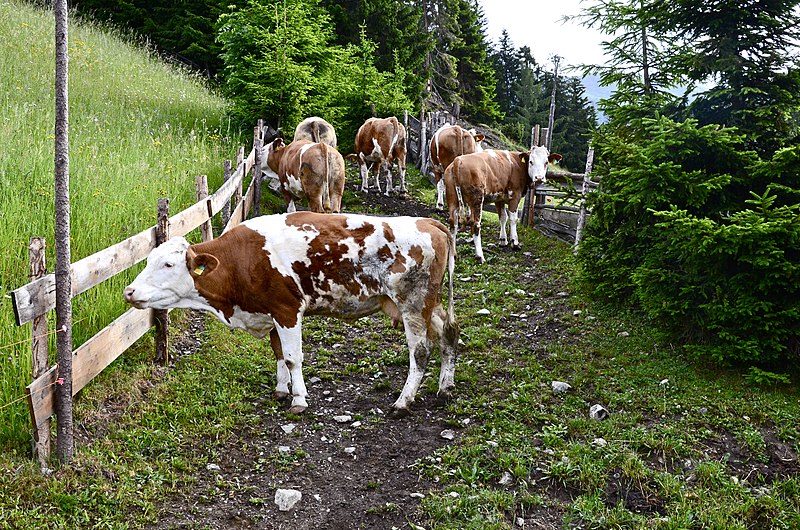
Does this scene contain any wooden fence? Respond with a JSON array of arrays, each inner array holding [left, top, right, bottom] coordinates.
[[10, 125, 266, 464]]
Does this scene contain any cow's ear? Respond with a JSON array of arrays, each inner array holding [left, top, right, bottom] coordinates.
[[549, 153, 563, 164], [518, 152, 529, 165], [475, 133, 485, 142], [187, 251, 220, 278], [272, 137, 285, 150]]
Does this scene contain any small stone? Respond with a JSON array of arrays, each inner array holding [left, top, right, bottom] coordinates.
[[589, 404, 609, 421], [278, 446, 291, 454], [476, 308, 491, 315], [660, 378, 669, 386], [274, 489, 302, 511], [281, 424, 296, 434], [498, 471, 513, 485], [515, 288, 526, 295], [552, 381, 572, 394], [410, 492, 425, 499], [206, 463, 221, 472], [591, 437, 608, 448], [448, 491, 459, 498], [486, 440, 499, 448], [573, 309, 583, 316], [351, 421, 362, 428], [516, 517, 525, 527], [618, 331, 630, 337], [440, 429, 456, 440], [556, 291, 569, 297], [309, 376, 322, 384], [334, 415, 352, 423], [460, 276, 472, 282], [344, 447, 356, 454]]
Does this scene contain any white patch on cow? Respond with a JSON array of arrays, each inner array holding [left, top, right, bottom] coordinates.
[[369, 138, 384, 160], [260, 143, 280, 182], [285, 173, 304, 197], [228, 307, 275, 338], [244, 214, 317, 276], [486, 149, 499, 159], [345, 216, 369, 230], [274, 321, 308, 413]]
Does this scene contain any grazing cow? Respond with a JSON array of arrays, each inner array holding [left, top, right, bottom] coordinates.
[[429, 124, 485, 210], [444, 146, 559, 263], [347, 117, 407, 195], [123, 212, 459, 415], [294, 116, 337, 148], [262, 138, 345, 214]]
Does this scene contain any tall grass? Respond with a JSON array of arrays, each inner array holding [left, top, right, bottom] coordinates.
[[0, 0, 242, 450]]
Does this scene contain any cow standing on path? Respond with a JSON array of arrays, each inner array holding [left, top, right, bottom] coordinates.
[[347, 117, 407, 195], [429, 124, 484, 210], [262, 138, 346, 214], [123, 212, 459, 415], [445, 145, 559, 263]]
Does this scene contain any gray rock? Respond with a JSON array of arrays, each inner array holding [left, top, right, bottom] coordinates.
[[274, 489, 302, 511]]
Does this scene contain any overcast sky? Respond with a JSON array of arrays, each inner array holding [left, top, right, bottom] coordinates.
[[479, 0, 608, 71]]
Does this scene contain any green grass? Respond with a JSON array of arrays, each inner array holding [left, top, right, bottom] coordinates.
[[0, 0, 242, 449]]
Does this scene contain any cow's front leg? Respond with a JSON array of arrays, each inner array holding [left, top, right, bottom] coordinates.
[[358, 160, 370, 192], [398, 162, 408, 193], [275, 322, 308, 414], [269, 328, 290, 400], [509, 208, 521, 249], [470, 199, 486, 263], [435, 177, 446, 210], [393, 317, 433, 414], [498, 203, 509, 246]]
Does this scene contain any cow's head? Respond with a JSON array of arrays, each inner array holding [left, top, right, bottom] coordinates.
[[527, 145, 552, 185], [123, 237, 211, 311], [260, 137, 286, 180], [467, 128, 486, 153]]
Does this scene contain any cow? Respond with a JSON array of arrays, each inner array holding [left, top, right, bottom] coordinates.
[[261, 138, 345, 214], [429, 124, 485, 210], [347, 117, 407, 195], [123, 211, 459, 416], [444, 145, 560, 263], [294, 116, 337, 148]]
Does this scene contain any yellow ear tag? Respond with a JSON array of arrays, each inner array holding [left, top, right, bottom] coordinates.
[[194, 265, 206, 276]]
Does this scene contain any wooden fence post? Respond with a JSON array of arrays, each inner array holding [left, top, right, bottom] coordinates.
[[574, 147, 595, 249], [154, 199, 170, 365], [221, 160, 232, 228], [28, 237, 50, 467], [195, 175, 213, 242], [253, 127, 263, 217], [523, 125, 543, 226], [235, 146, 244, 221], [419, 107, 428, 176]]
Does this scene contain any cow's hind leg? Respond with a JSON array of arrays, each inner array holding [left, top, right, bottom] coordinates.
[[275, 322, 308, 414], [382, 161, 393, 196], [469, 197, 486, 263], [431, 306, 458, 398], [270, 328, 290, 400], [392, 314, 433, 415], [498, 203, 509, 246]]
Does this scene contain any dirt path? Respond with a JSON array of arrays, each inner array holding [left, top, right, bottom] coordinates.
[[151, 187, 567, 530]]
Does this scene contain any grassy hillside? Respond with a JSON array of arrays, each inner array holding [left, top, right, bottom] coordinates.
[[0, 0, 241, 448]]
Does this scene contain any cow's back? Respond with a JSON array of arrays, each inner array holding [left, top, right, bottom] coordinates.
[[294, 117, 337, 148], [453, 150, 526, 193]]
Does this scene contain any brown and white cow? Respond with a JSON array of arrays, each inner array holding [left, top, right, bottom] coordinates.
[[262, 138, 345, 213], [294, 116, 337, 148], [347, 117, 407, 195], [123, 212, 459, 415], [429, 124, 484, 210], [444, 146, 559, 263]]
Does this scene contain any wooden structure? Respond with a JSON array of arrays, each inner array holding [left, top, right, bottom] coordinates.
[[11, 127, 266, 464]]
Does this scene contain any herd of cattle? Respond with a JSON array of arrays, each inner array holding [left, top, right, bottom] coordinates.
[[124, 115, 559, 416]]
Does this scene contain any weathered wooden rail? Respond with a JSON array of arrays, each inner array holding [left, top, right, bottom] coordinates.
[[11, 126, 266, 463]]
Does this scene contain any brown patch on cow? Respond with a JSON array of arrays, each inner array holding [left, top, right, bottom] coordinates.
[[408, 245, 425, 267], [382, 222, 395, 242], [389, 250, 407, 274], [187, 225, 303, 329]]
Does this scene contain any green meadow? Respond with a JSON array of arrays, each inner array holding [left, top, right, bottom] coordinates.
[[0, 0, 241, 448]]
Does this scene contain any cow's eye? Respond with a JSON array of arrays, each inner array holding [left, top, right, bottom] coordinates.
[[164, 262, 174, 268]]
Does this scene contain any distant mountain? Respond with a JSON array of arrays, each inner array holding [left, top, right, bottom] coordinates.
[[580, 74, 613, 123]]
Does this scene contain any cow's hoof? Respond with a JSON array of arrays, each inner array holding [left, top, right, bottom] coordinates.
[[388, 406, 412, 419], [437, 386, 455, 399], [512, 243, 521, 250], [499, 239, 509, 247], [273, 390, 290, 400], [288, 404, 307, 414]]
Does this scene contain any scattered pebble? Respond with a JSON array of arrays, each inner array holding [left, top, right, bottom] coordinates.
[[274, 489, 302, 511], [281, 424, 296, 434], [618, 331, 630, 337], [440, 429, 456, 440], [309, 376, 322, 384], [498, 471, 513, 485], [206, 463, 221, 472], [552, 381, 572, 394], [410, 492, 425, 499], [589, 404, 609, 421], [344, 447, 356, 454], [278, 446, 291, 454], [660, 378, 669, 386], [573, 309, 583, 316], [592, 437, 608, 448], [476, 308, 491, 315], [334, 415, 352, 423]]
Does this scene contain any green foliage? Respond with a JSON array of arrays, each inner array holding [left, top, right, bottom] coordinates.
[[579, 117, 800, 365], [216, 0, 411, 148]]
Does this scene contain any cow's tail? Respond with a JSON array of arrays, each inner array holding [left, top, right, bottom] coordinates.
[[323, 144, 332, 212], [311, 121, 321, 143], [443, 224, 459, 351]]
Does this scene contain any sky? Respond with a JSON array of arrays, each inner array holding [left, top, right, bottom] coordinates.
[[479, 0, 608, 71]]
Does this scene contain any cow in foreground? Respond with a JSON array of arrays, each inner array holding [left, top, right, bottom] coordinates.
[[124, 212, 459, 415], [429, 124, 485, 210], [262, 138, 345, 213], [444, 146, 559, 263], [294, 116, 337, 148], [347, 117, 407, 195]]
